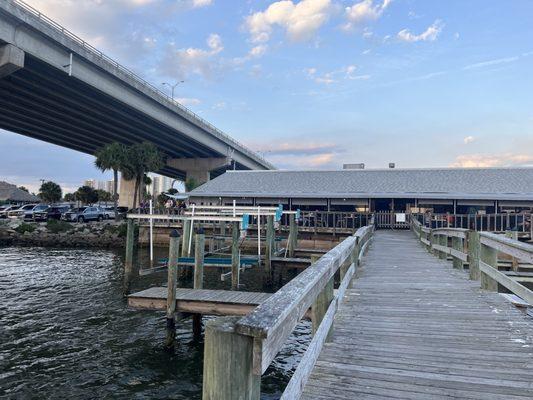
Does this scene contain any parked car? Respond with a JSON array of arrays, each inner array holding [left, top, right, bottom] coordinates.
[[33, 205, 71, 221], [102, 206, 116, 220], [8, 204, 37, 218], [62, 206, 105, 223], [0, 205, 18, 219], [23, 204, 50, 221]]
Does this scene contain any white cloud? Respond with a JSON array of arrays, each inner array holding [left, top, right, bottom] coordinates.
[[160, 34, 223, 79], [450, 153, 533, 168], [212, 101, 227, 110], [397, 19, 444, 42], [245, 0, 333, 43], [463, 136, 475, 144], [249, 45, 268, 58], [191, 0, 213, 8], [463, 56, 519, 70], [175, 97, 201, 106], [342, 0, 392, 31], [305, 65, 370, 84]]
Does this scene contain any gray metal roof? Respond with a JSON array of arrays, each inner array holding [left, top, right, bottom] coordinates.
[[0, 181, 40, 202], [190, 168, 533, 201]]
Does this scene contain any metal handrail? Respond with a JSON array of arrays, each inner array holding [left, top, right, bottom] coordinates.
[[8, 0, 274, 169]]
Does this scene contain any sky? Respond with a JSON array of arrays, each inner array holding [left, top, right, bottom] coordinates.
[[1, 0, 533, 193]]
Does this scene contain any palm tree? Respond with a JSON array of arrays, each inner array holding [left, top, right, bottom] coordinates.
[[121, 142, 165, 209], [94, 142, 127, 217]]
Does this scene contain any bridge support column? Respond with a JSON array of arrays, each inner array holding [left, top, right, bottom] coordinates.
[[167, 157, 230, 190], [0, 44, 24, 78], [118, 176, 137, 209]]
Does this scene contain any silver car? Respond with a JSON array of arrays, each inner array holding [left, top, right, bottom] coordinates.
[[8, 204, 37, 218], [62, 206, 105, 223]]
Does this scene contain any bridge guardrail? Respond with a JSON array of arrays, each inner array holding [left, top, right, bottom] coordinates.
[[8, 0, 273, 169], [411, 218, 533, 305], [202, 223, 374, 399]]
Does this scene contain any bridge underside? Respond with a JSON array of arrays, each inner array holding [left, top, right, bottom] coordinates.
[[0, 54, 238, 180]]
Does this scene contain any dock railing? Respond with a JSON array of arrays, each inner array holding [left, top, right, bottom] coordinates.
[[202, 223, 374, 399], [414, 212, 532, 236], [411, 218, 533, 305]]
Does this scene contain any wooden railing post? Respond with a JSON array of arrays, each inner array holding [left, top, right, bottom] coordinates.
[[480, 241, 498, 291], [439, 234, 447, 259], [468, 231, 480, 280], [425, 230, 431, 251], [429, 230, 435, 255], [231, 221, 240, 290], [193, 228, 205, 339], [203, 316, 260, 400], [165, 229, 180, 349], [452, 236, 463, 269], [341, 237, 358, 281], [310, 255, 334, 340]]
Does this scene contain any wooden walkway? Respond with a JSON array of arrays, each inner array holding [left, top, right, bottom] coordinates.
[[302, 230, 533, 399]]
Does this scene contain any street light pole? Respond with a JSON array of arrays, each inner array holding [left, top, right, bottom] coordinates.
[[162, 81, 185, 101]]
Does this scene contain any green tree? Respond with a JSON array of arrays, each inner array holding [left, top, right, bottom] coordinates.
[[64, 193, 76, 202], [96, 189, 112, 203], [39, 181, 62, 203], [75, 185, 98, 205], [185, 177, 199, 192], [94, 142, 127, 218], [18, 186, 29, 193], [121, 142, 165, 209]]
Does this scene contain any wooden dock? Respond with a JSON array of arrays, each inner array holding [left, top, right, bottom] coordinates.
[[301, 231, 533, 399], [128, 287, 272, 316]]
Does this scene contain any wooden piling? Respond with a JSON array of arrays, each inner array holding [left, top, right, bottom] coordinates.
[[480, 242, 498, 291], [468, 231, 480, 280], [202, 316, 260, 400], [193, 228, 205, 339], [265, 215, 274, 280], [123, 218, 135, 296], [288, 214, 297, 257], [181, 220, 190, 257], [231, 222, 240, 290], [165, 229, 180, 349]]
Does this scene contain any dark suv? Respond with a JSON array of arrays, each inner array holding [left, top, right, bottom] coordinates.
[[34, 206, 71, 221], [62, 206, 105, 223]]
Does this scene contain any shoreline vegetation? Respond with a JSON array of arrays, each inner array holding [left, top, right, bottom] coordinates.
[[0, 219, 129, 248]]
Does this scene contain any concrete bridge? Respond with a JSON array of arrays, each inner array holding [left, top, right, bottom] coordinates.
[[0, 0, 273, 204]]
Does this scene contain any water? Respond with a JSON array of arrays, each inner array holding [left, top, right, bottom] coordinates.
[[0, 246, 310, 399]]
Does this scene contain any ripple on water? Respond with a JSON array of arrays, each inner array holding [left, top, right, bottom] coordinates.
[[0, 246, 310, 399]]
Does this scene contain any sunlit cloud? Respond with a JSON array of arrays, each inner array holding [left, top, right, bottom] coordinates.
[[342, 0, 392, 31], [463, 136, 475, 144], [397, 19, 444, 42], [450, 153, 533, 168], [245, 0, 333, 43]]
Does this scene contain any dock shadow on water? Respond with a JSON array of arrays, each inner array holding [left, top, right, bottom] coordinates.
[[0, 246, 310, 399]]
